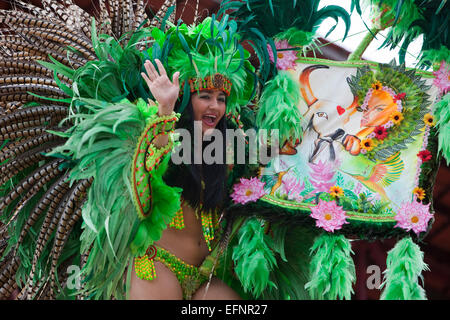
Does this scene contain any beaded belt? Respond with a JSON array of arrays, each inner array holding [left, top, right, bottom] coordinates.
[[134, 245, 208, 299]]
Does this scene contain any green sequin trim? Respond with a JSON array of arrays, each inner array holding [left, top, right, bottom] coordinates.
[[259, 194, 396, 223]]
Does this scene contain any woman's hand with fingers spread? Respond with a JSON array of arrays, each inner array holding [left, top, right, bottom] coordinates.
[[141, 59, 180, 116]]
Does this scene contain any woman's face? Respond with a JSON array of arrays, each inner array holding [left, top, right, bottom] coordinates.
[[361, 90, 396, 127], [191, 89, 226, 135]]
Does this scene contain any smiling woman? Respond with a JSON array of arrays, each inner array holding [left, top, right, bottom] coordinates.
[[192, 90, 227, 134], [0, 0, 256, 300], [129, 58, 238, 299], [3, 0, 448, 302], [122, 15, 256, 299]]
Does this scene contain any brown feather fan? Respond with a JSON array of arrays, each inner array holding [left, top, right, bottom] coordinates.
[[0, 0, 177, 300]]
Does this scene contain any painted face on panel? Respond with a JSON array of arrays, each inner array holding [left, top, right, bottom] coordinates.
[[361, 90, 397, 127], [191, 89, 227, 135]]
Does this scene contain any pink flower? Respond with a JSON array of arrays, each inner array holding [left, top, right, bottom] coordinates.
[[308, 160, 337, 193], [267, 40, 297, 70], [384, 120, 394, 129], [374, 126, 388, 140], [433, 61, 450, 94], [230, 177, 266, 204], [282, 175, 305, 202], [310, 199, 348, 232], [394, 201, 433, 235]]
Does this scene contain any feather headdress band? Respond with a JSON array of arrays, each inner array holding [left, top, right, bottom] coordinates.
[[147, 16, 255, 114], [181, 73, 233, 96]]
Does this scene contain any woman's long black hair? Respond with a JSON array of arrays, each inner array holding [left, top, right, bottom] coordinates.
[[163, 99, 228, 212]]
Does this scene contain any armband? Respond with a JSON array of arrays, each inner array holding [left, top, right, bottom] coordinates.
[[132, 111, 179, 220]]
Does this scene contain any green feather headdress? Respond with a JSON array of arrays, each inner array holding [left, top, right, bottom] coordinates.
[[146, 15, 256, 115]]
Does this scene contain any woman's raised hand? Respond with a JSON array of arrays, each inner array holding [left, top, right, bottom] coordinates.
[[141, 59, 180, 116]]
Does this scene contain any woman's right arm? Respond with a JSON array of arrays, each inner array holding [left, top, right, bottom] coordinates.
[[141, 59, 180, 148]]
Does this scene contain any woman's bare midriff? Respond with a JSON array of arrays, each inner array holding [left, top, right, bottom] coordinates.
[[155, 203, 210, 266], [128, 202, 226, 300]]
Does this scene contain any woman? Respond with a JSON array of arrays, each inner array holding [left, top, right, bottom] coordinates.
[[128, 59, 240, 300], [0, 14, 255, 300]]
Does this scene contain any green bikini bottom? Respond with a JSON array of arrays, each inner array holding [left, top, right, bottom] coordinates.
[[134, 245, 209, 300]]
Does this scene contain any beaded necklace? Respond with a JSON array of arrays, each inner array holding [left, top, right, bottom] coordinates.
[[168, 197, 217, 251]]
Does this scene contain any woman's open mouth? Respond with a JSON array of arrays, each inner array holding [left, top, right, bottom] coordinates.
[[202, 114, 217, 127]]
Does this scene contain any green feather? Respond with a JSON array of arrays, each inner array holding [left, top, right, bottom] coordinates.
[[130, 153, 183, 256], [261, 224, 317, 300], [55, 19, 150, 104], [220, 0, 351, 44], [305, 233, 356, 300], [357, 0, 422, 43], [275, 28, 315, 47], [220, 0, 351, 82], [48, 98, 146, 299], [219, 217, 318, 300], [145, 16, 256, 115], [38, 55, 76, 79], [256, 72, 303, 147], [380, 237, 428, 300], [434, 93, 450, 164], [231, 217, 277, 297], [420, 46, 450, 68], [5, 19, 178, 299], [355, 1, 449, 64]]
